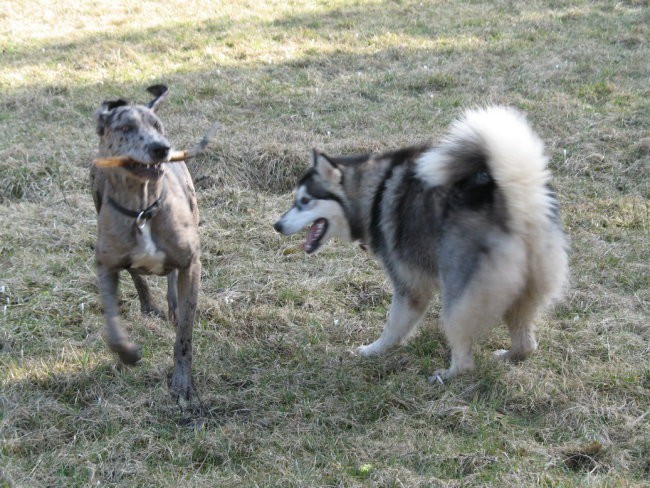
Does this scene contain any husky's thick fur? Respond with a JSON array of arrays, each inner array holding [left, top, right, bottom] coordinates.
[[274, 107, 568, 381]]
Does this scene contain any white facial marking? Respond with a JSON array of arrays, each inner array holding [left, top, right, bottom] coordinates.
[[276, 186, 351, 249]]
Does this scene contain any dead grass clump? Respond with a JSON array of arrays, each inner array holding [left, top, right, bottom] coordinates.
[[560, 440, 605, 474], [197, 142, 307, 194], [0, 159, 58, 203], [335, 278, 391, 312]]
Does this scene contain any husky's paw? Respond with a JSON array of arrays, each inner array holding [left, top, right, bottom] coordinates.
[[428, 371, 447, 385], [428, 360, 474, 384], [493, 349, 511, 361], [493, 348, 535, 362], [356, 342, 385, 356], [428, 368, 454, 385]]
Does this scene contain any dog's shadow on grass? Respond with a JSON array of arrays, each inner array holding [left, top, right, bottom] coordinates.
[[8, 358, 161, 404], [5, 329, 522, 443], [162, 329, 508, 430]]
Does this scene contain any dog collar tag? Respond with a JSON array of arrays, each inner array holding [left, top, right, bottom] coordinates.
[[136, 211, 147, 229]]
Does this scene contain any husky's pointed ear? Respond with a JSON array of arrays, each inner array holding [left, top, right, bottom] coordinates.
[[146, 84, 169, 112], [93, 99, 128, 136], [312, 149, 342, 184]]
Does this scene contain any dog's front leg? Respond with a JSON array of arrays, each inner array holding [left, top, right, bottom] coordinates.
[[169, 257, 200, 401], [357, 288, 432, 356], [166, 269, 179, 327], [98, 265, 142, 365]]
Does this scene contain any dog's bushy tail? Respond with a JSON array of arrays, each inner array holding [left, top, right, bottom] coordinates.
[[417, 106, 554, 235], [418, 106, 568, 305]]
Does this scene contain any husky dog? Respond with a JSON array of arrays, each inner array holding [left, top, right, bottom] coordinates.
[[274, 107, 568, 381]]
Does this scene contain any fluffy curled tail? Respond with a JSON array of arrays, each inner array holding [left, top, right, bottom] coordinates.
[[418, 106, 556, 234], [417, 106, 568, 303]]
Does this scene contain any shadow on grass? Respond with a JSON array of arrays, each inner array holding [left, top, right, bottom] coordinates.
[[3, 0, 647, 199]]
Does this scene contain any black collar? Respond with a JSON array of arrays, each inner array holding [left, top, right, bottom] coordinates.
[[107, 185, 165, 228]]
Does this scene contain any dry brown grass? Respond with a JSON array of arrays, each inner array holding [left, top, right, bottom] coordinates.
[[1, 0, 649, 486]]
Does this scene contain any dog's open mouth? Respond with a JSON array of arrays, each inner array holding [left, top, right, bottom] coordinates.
[[123, 160, 164, 180], [303, 218, 328, 254]]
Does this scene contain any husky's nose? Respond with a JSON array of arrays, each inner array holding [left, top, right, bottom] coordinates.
[[273, 221, 283, 233], [148, 142, 170, 161]]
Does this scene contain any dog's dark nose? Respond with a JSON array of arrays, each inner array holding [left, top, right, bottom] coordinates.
[[149, 142, 170, 161], [273, 221, 283, 233]]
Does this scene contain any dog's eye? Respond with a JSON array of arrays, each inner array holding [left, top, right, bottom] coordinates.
[[300, 196, 310, 206]]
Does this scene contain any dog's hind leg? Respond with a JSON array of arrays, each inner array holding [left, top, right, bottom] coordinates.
[[166, 269, 179, 327], [357, 285, 432, 356], [169, 257, 200, 401], [432, 238, 527, 381], [434, 299, 508, 382], [494, 293, 539, 362], [128, 270, 163, 317], [496, 234, 568, 362], [98, 266, 142, 365], [433, 304, 482, 381]]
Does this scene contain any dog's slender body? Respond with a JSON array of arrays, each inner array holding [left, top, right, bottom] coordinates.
[[274, 107, 568, 381], [91, 85, 200, 400]]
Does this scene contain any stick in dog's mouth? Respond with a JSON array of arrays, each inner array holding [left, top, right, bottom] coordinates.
[[93, 122, 221, 168]]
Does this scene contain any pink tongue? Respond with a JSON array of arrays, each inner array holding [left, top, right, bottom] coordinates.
[[303, 219, 326, 251]]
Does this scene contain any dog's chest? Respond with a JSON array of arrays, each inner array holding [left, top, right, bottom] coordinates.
[[130, 223, 166, 275]]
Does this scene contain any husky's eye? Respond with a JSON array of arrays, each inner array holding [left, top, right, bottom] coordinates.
[[300, 196, 310, 206]]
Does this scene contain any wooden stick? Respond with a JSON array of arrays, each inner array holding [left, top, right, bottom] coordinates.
[[93, 122, 221, 168], [93, 151, 188, 168]]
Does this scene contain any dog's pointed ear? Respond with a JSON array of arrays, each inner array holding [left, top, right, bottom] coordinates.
[[146, 84, 169, 112], [93, 99, 128, 136], [312, 149, 342, 184]]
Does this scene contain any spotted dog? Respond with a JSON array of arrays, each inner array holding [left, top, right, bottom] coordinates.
[[91, 85, 200, 400]]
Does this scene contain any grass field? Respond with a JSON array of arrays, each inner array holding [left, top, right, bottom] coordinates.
[[1, 0, 649, 486]]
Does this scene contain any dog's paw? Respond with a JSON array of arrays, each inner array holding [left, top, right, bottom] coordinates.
[[169, 372, 194, 403], [428, 371, 447, 385], [493, 349, 511, 361], [493, 348, 534, 363], [356, 343, 383, 356], [429, 359, 474, 384], [112, 342, 142, 365], [428, 368, 454, 385], [141, 304, 165, 319]]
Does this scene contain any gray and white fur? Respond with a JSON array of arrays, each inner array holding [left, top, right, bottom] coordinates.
[[274, 106, 569, 381], [91, 85, 201, 400]]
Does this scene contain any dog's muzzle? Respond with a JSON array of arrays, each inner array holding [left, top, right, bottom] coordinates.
[[148, 141, 171, 162]]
